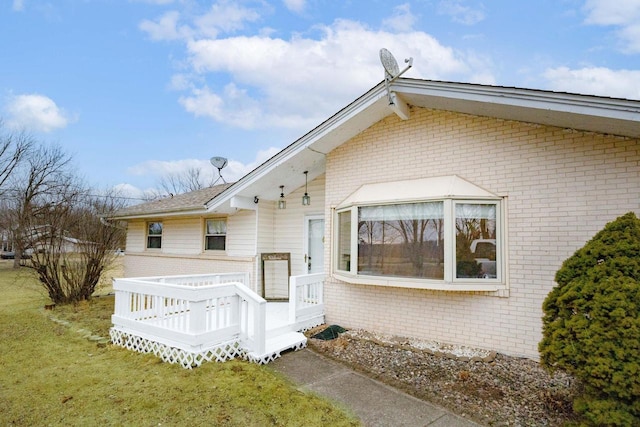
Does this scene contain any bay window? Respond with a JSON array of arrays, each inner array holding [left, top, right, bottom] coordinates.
[[333, 176, 505, 290]]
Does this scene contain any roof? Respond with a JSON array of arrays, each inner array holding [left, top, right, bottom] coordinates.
[[336, 175, 499, 209], [110, 183, 233, 220], [113, 78, 640, 219]]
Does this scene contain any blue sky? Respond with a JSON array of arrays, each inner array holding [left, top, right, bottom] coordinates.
[[2, 0, 639, 199]]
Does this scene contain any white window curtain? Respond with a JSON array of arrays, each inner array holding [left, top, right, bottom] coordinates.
[[359, 202, 444, 221]]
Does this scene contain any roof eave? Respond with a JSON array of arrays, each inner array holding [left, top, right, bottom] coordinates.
[[109, 207, 208, 221], [394, 79, 640, 138], [204, 81, 391, 211]]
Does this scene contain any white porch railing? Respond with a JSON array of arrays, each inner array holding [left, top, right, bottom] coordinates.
[[289, 273, 324, 331], [110, 272, 324, 368]]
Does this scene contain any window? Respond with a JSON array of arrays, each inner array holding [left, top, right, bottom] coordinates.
[[205, 219, 226, 250], [338, 211, 351, 271], [333, 176, 504, 290], [147, 222, 162, 249], [358, 202, 444, 279], [455, 203, 497, 279]]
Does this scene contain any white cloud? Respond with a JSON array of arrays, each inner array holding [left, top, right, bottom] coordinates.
[[178, 86, 225, 120], [139, 1, 261, 41], [4, 94, 74, 132], [139, 11, 192, 41], [283, 0, 306, 13], [543, 66, 640, 100], [126, 147, 281, 189], [180, 19, 478, 131], [193, 1, 261, 38], [13, 0, 25, 11], [382, 3, 417, 32], [131, 0, 174, 4], [438, 0, 485, 25], [618, 23, 640, 53], [140, 3, 495, 133], [583, 0, 640, 25], [583, 0, 640, 53]]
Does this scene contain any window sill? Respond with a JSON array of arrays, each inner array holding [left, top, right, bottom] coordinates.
[[332, 272, 504, 292]]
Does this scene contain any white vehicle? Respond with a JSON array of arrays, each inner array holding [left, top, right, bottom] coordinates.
[[470, 239, 496, 278]]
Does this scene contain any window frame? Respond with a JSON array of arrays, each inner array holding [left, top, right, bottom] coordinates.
[[146, 221, 163, 249], [204, 218, 227, 251], [333, 197, 505, 292]]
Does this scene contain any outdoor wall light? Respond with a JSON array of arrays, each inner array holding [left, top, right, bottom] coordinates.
[[278, 185, 286, 209], [302, 171, 311, 206]]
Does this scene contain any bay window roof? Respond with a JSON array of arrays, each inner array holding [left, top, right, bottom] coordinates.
[[336, 175, 499, 209]]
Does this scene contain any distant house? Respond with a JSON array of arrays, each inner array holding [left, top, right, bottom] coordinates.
[[110, 78, 640, 359], [26, 225, 87, 254]]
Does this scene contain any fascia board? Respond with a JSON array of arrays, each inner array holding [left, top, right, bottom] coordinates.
[[109, 208, 207, 221], [394, 79, 640, 118], [393, 79, 640, 137]]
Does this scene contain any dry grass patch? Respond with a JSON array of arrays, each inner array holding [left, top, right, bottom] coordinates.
[[0, 260, 359, 426]]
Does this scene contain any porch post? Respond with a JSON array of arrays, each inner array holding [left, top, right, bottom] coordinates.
[[253, 300, 266, 355], [189, 300, 207, 335], [288, 275, 297, 325]]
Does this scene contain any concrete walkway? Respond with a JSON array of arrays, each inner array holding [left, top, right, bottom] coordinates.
[[270, 348, 481, 427]]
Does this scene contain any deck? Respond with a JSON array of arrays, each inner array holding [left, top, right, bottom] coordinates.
[[110, 272, 324, 368]]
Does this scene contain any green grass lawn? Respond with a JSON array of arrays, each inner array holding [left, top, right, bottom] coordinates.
[[0, 260, 359, 426]]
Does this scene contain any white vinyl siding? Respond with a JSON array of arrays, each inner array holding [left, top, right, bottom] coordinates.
[[226, 210, 256, 256], [126, 222, 146, 252], [274, 175, 325, 277], [162, 218, 202, 254]]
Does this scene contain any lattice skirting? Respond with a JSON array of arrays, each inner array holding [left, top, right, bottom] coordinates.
[[246, 340, 307, 365], [110, 328, 243, 369]]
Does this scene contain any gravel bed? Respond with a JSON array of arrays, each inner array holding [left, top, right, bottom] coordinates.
[[307, 328, 582, 426]]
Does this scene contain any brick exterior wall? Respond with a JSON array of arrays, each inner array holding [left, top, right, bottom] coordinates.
[[323, 106, 640, 359]]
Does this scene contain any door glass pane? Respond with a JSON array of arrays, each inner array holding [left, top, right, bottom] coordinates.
[[307, 219, 324, 273]]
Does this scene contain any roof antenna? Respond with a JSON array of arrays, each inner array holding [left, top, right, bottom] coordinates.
[[379, 48, 413, 105], [210, 156, 228, 185]]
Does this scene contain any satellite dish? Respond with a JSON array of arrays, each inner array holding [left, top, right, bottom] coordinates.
[[380, 48, 400, 79], [210, 156, 228, 184], [379, 48, 413, 82], [379, 48, 414, 105], [210, 156, 228, 170]]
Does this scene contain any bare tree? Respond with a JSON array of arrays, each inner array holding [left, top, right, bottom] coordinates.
[[28, 186, 126, 303], [7, 143, 73, 268], [157, 167, 214, 195], [0, 122, 33, 195]]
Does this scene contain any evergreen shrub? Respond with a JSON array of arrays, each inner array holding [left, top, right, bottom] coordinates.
[[539, 212, 640, 426]]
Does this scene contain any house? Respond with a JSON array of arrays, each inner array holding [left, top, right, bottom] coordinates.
[[110, 77, 640, 361], [0, 225, 86, 257]]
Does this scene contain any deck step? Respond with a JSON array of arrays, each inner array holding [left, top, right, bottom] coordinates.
[[245, 331, 307, 364]]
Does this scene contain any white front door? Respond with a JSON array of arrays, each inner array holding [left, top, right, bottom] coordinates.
[[305, 216, 324, 274]]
